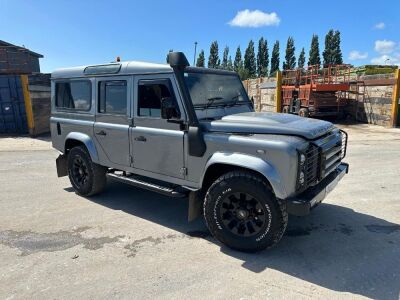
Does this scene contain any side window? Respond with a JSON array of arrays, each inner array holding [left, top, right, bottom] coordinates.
[[55, 81, 91, 110], [98, 80, 127, 115], [138, 80, 178, 118]]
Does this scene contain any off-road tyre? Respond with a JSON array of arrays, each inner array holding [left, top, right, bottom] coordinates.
[[298, 108, 309, 117], [67, 146, 107, 196], [203, 171, 288, 252]]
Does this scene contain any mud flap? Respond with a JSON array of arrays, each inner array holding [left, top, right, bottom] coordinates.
[[56, 154, 68, 177], [188, 191, 203, 222]]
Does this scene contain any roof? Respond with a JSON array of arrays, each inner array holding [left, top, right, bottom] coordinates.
[[0, 40, 43, 58], [52, 61, 173, 79]]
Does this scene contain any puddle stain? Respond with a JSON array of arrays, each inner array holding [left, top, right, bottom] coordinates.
[[124, 236, 163, 258], [0, 227, 124, 256]]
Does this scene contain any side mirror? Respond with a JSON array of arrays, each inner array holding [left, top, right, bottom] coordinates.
[[161, 97, 180, 120]]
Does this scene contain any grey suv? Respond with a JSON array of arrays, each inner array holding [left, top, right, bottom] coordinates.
[[51, 52, 348, 252]]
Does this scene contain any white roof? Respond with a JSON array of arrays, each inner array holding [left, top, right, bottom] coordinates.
[[51, 61, 173, 79]]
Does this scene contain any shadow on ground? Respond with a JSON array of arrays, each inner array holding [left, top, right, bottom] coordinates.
[[73, 180, 399, 300]]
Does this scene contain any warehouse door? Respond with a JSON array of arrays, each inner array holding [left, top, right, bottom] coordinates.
[[0, 75, 28, 133]]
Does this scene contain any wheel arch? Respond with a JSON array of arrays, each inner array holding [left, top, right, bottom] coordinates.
[[201, 152, 287, 199], [64, 132, 99, 163]]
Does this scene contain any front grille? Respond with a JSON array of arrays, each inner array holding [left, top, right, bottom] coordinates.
[[302, 129, 347, 189]]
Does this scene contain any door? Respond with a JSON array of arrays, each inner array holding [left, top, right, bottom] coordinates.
[[131, 75, 186, 179], [94, 76, 131, 166]]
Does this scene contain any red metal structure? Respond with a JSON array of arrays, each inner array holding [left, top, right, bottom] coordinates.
[[281, 64, 351, 117]]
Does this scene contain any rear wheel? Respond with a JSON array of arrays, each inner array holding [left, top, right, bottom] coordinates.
[[67, 146, 107, 196], [203, 171, 288, 252]]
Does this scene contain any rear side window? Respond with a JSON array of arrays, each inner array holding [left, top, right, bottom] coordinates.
[[56, 81, 91, 111], [138, 80, 175, 118], [98, 81, 127, 115]]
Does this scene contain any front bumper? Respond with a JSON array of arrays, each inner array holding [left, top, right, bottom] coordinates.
[[286, 162, 349, 216]]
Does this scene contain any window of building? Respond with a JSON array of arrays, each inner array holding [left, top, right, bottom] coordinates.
[[55, 81, 91, 111]]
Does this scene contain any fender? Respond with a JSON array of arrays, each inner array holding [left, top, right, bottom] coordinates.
[[202, 152, 287, 199], [65, 132, 99, 163]]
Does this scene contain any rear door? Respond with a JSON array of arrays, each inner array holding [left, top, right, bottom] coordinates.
[[130, 74, 186, 178], [94, 76, 131, 167]]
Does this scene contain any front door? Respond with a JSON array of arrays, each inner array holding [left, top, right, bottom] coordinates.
[[94, 76, 131, 167], [131, 75, 185, 179]]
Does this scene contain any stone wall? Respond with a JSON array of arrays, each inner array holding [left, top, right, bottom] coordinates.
[[243, 78, 277, 112]]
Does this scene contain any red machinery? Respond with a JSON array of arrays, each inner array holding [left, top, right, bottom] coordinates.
[[281, 64, 351, 117]]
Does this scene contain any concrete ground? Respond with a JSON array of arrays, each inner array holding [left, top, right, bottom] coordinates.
[[0, 124, 399, 300]]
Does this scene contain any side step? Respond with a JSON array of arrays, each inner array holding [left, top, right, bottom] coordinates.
[[107, 173, 187, 198]]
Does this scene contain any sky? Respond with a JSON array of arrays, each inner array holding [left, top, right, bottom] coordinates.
[[1, 0, 399, 73]]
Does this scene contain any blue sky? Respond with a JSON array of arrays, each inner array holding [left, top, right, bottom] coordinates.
[[1, 0, 399, 72]]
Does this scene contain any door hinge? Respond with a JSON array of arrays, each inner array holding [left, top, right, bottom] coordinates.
[[180, 167, 187, 175]]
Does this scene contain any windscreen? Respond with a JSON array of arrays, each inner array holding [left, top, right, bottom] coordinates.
[[183, 72, 250, 109]]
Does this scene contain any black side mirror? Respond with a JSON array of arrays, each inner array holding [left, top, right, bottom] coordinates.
[[161, 97, 180, 120]]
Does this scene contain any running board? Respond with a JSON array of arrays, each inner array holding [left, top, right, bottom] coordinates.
[[107, 173, 187, 198]]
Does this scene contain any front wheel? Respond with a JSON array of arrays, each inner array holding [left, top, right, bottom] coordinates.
[[67, 146, 107, 196], [203, 171, 288, 252]]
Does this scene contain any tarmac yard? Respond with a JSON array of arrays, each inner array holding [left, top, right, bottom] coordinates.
[[0, 124, 399, 300]]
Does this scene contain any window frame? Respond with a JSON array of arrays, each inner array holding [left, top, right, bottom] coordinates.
[[98, 79, 128, 116], [137, 78, 178, 119], [55, 79, 92, 112]]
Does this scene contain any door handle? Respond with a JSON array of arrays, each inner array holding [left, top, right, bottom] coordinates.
[[134, 136, 147, 142], [96, 130, 107, 136]]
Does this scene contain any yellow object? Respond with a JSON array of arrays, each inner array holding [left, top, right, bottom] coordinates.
[[275, 71, 282, 113], [21, 75, 34, 133], [392, 68, 400, 127]]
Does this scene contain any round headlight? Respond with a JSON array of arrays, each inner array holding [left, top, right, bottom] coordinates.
[[300, 154, 306, 165], [299, 171, 305, 185]]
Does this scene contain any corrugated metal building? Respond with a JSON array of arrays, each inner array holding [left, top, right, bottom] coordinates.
[[0, 40, 50, 135]]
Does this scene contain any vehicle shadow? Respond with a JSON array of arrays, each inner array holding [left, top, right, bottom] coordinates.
[[80, 180, 400, 300]]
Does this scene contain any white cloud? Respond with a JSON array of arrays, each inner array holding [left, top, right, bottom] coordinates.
[[374, 40, 397, 54], [348, 51, 368, 60], [228, 9, 280, 28], [370, 53, 400, 65], [374, 22, 385, 30]]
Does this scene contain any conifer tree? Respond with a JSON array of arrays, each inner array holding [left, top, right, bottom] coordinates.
[[196, 50, 205, 67], [221, 46, 229, 70], [308, 34, 321, 66], [244, 40, 257, 79], [208, 41, 220, 69], [298, 47, 306, 69], [257, 37, 269, 77], [270, 40, 280, 76], [234, 46, 243, 73], [283, 37, 296, 70]]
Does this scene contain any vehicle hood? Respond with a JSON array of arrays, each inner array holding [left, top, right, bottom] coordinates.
[[200, 112, 335, 140]]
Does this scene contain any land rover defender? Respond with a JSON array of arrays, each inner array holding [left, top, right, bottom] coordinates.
[[51, 52, 348, 252]]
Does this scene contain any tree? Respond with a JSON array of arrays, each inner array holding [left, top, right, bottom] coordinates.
[[257, 37, 269, 77], [233, 46, 243, 73], [308, 34, 321, 66], [227, 55, 233, 71], [323, 29, 335, 67], [208, 41, 220, 69], [196, 50, 205, 67], [283, 37, 296, 70], [298, 47, 306, 69], [333, 31, 343, 64], [270, 40, 280, 76], [221, 46, 229, 70], [244, 40, 256, 79]]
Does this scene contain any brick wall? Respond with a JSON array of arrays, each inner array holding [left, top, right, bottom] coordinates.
[[243, 77, 277, 112]]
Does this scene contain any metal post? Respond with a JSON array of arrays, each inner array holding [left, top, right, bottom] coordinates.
[[193, 42, 198, 66], [391, 68, 400, 127], [276, 71, 282, 113]]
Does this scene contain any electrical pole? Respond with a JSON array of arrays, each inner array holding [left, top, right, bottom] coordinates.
[[193, 42, 198, 66]]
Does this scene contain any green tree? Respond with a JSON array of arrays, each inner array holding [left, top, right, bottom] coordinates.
[[257, 37, 269, 77], [283, 37, 296, 70], [221, 46, 229, 70], [233, 46, 243, 73], [323, 29, 335, 67], [333, 31, 343, 64], [208, 41, 220, 69], [196, 49, 205, 67], [308, 34, 321, 66], [298, 47, 306, 69], [227, 55, 233, 71], [270, 40, 280, 76], [244, 40, 256, 79]]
